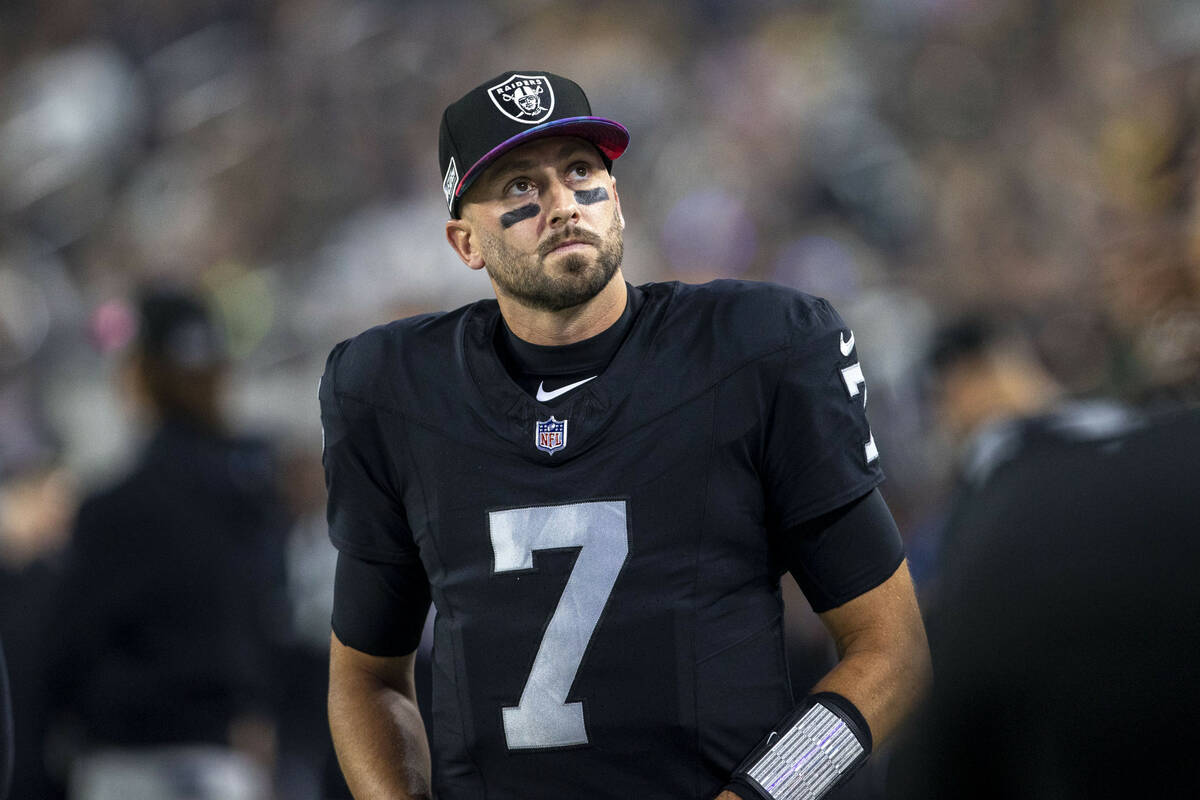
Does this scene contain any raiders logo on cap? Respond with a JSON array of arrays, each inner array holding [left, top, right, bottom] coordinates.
[[438, 70, 630, 217], [488, 74, 555, 124]]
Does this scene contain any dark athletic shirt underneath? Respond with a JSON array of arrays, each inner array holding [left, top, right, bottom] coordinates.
[[493, 284, 643, 402]]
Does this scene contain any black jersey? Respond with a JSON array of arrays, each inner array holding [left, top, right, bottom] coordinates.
[[320, 280, 885, 799], [895, 407, 1200, 798]]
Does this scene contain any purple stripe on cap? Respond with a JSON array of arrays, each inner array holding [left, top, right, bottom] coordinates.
[[455, 116, 630, 200]]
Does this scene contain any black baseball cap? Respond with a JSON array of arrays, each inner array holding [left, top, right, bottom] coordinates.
[[439, 70, 629, 218], [137, 287, 227, 370]]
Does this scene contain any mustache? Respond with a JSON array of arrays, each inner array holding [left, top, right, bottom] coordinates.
[[538, 228, 603, 257]]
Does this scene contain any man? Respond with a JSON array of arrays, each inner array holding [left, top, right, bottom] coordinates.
[[0, 431, 75, 799], [918, 315, 1137, 595], [322, 71, 931, 800], [49, 288, 288, 800], [891, 404, 1200, 797]]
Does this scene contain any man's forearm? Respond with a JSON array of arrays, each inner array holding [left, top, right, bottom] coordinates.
[[808, 644, 927, 746], [328, 640, 431, 800], [809, 564, 932, 745]]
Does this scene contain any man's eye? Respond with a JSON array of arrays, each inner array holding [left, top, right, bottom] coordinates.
[[507, 179, 534, 195], [571, 164, 589, 178]]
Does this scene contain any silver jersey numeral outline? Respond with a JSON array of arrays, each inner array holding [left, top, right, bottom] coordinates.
[[839, 360, 879, 464], [488, 500, 630, 749]]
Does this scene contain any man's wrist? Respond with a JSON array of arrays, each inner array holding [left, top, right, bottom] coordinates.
[[725, 692, 871, 800], [720, 777, 758, 800]]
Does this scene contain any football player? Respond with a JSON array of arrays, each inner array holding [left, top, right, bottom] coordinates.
[[322, 71, 931, 800]]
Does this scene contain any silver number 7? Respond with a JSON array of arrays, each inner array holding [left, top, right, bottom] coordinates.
[[840, 361, 880, 464], [488, 500, 629, 749]]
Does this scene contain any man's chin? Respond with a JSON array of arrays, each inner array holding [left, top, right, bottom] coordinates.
[[522, 271, 616, 312], [555, 252, 594, 274]]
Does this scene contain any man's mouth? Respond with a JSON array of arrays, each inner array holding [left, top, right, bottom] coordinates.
[[548, 240, 593, 255], [541, 232, 600, 257]]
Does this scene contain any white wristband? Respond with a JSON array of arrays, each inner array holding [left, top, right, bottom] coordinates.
[[732, 694, 869, 800]]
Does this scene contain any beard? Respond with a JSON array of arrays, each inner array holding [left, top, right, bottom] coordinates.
[[481, 207, 624, 312]]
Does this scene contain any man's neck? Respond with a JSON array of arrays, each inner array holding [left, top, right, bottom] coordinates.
[[496, 271, 628, 346]]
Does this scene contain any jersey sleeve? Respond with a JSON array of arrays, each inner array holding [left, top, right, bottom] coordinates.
[[782, 488, 904, 612], [762, 297, 884, 528], [320, 339, 421, 564], [332, 551, 431, 656]]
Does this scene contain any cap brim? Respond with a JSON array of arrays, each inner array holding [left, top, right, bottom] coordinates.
[[453, 117, 629, 215]]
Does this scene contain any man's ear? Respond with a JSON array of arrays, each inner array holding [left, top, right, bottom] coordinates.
[[611, 177, 625, 230], [445, 217, 486, 270]]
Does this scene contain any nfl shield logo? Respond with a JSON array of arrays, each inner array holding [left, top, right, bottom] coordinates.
[[535, 416, 567, 454], [488, 74, 556, 125]]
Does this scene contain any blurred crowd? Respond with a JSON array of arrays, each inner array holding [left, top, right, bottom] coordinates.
[[1, 0, 1198, 797]]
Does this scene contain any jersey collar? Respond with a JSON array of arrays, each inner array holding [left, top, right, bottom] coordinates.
[[459, 283, 666, 460]]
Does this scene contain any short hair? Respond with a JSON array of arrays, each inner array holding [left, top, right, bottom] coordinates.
[[136, 287, 227, 370], [925, 314, 1020, 376]]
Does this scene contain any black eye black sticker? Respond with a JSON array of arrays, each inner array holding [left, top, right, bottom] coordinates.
[[574, 187, 609, 205], [500, 203, 540, 228]]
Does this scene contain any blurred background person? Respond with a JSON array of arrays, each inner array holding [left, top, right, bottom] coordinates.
[[889, 39, 1200, 788], [890, 402, 1200, 797], [46, 287, 290, 800], [913, 314, 1140, 599], [0, 419, 75, 799]]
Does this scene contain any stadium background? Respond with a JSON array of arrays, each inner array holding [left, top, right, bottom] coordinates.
[[0, 0, 1198, 797]]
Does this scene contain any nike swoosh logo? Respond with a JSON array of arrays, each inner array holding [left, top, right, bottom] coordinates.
[[536, 376, 597, 402], [840, 330, 855, 357]]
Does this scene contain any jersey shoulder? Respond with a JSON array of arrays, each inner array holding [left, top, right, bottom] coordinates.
[[643, 279, 846, 360], [322, 301, 495, 414]]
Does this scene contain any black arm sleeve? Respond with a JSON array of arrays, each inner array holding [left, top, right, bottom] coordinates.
[[331, 551, 432, 657], [781, 488, 905, 613]]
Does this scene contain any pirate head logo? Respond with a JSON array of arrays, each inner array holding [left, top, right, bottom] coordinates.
[[488, 74, 556, 125]]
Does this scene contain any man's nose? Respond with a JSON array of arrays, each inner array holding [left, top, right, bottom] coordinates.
[[546, 180, 580, 226]]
